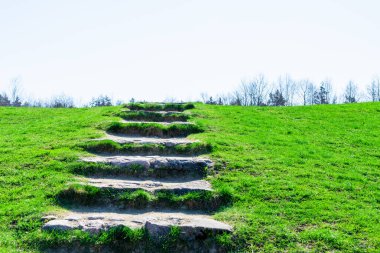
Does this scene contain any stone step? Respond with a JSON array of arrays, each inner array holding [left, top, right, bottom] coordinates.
[[125, 102, 194, 112], [42, 209, 232, 240], [79, 177, 212, 194], [121, 120, 193, 125], [99, 133, 197, 146], [77, 155, 212, 178], [81, 155, 212, 171], [82, 137, 211, 157], [106, 121, 203, 138], [59, 182, 227, 211], [119, 110, 190, 123], [122, 109, 187, 114]]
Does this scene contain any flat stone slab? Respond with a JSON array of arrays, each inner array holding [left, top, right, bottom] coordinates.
[[121, 120, 193, 125], [42, 209, 232, 239], [99, 133, 197, 146], [81, 155, 213, 170], [79, 177, 212, 193]]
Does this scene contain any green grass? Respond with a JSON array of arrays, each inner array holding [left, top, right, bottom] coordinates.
[[0, 106, 121, 252], [24, 225, 229, 252], [80, 139, 213, 156], [126, 102, 195, 111], [191, 103, 380, 252], [119, 110, 190, 122], [57, 184, 232, 211], [25, 227, 146, 252], [106, 122, 204, 137], [1, 103, 379, 252]]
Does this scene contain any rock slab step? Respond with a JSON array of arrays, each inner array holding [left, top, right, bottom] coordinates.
[[42, 209, 232, 240], [122, 120, 193, 125], [98, 133, 197, 146], [81, 155, 213, 170], [79, 177, 212, 193]]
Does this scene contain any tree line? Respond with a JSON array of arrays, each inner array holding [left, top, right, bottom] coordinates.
[[0, 78, 118, 108], [0, 91, 115, 108], [201, 74, 380, 106], [1, 75, 380, 108]]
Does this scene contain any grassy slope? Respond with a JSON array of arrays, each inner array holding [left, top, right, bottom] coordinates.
[[0, 106, 120, 252], [191, 103, 380, 252], [0, 103, 379, 252]]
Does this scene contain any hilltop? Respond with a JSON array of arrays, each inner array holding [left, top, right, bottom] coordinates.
[[0, 103, 379, 252]]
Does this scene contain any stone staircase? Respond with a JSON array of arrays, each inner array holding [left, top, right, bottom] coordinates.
[[42, 103, 232, 252]]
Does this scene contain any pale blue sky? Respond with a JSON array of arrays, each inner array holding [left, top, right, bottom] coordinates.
[[1, 0, 379, 103]]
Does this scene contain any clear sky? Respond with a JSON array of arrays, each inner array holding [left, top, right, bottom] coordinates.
[[1, 0, 379, 103]]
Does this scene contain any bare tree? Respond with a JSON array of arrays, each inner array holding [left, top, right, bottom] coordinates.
[[215, 96, 223, 105], [307, 83, 318, 105], [244, 80, 254, 105], [320, 79, 333, 104], [298, 79, 314, 105], [239, 81, 250, 106], [198, 74, 380, 107], [278, 75, 297, 106], [223, 92, 238, 105], [200, 92, 209, 104], [213, 94, 228, 105], [367, 77, 380, 102], [48, 94, 75, 108], [218, 93, 230, 105], [344, 81, 358, 103], [230, 90, 243, 105], [164, 97, 178, 103], [23, 98, 45, 107], [205, 96, 217, 105], [254, 74, 269, 105], [238, 74, 269, 106], [10, 77, 22, 106]]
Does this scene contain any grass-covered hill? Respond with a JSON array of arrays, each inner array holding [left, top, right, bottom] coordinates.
[[0, 103, 379, 252]]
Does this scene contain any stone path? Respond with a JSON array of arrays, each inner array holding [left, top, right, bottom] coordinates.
[[42, 104, 231, 251]]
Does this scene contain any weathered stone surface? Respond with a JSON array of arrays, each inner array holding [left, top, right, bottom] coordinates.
[[80, 177, 212, 193], [42, 209, 232, 237], [43, 219, 79, 231], [121, 120, 193, 125], [41, 215, 57, 222], [80, 155, 213, 171], [145, 217, 232, 241], [99, 133, 197, 146]]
